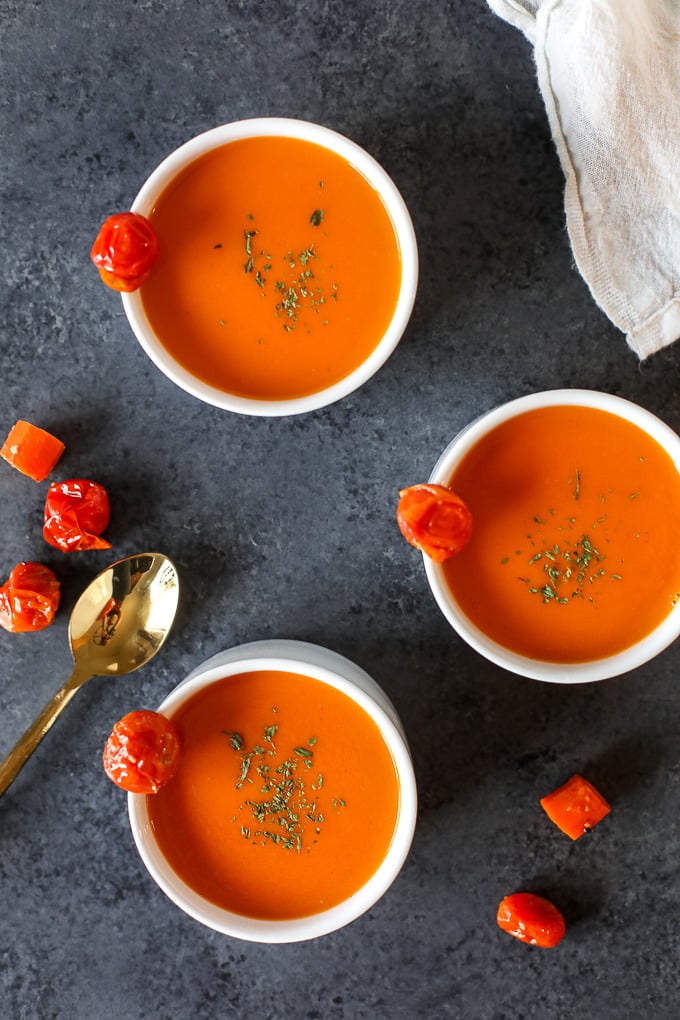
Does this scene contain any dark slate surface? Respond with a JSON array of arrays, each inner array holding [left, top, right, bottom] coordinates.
[[2, 2, 680, 1018]]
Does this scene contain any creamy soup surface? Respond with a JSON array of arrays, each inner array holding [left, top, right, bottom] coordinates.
[[141, 136, 403, 400], [442, 405, 680, 662], [148, 669, 401, 920]]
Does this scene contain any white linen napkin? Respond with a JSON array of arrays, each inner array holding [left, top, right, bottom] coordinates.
[[486, 0, 680, 358]]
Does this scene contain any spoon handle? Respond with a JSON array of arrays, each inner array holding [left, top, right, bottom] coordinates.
[[0, 670, 87, 798]]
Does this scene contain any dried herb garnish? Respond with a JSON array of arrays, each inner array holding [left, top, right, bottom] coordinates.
[[241, 212, 337, 332], [503, 471, 629, 605], [223, 715, 344, 853], [520, 531, 623, 603]]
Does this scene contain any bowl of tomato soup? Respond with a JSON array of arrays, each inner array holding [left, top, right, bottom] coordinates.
[[424, 390, 680, 683], [121, 118, 418, 415], [128, 640, 417, 941]]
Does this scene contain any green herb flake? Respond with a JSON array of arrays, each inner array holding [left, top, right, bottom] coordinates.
[[223, 730, 244, 752], [244, 229, 257, 256], [236, 753, 253, 788], [310, 209, 324, 227], [574, 469, 581, 500]]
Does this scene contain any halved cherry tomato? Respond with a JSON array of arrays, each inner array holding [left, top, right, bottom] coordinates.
[[497, 892, 566, 948], [396, 483, 473, 562], [90, 212, 160, 292], [43, 478, 111, 552], [1, 420, 65, 482], [103, 710, 181, 794], [540, 773, 611, 840], [0, 562, 60, 633]]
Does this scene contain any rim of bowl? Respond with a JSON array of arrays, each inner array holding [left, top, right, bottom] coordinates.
[[121, 117, 419, 416], [127, 651, 418, 942], [424, 388, 680, 684]]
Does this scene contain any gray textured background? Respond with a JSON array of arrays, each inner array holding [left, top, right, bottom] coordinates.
[[2, 2, 680, 1018]]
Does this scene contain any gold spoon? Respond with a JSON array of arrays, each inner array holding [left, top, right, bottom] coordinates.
[[0, 552, 180, 798]]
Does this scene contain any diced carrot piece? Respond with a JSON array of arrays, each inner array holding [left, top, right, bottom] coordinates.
[[0, 420, 65, 482], [540, 773, 611, 840]]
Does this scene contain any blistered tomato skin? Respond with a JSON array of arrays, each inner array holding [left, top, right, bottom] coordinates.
[[397, 483, 473, 562], [43, 478, 111, 552], [90, 212, 160, 292], [497, 893, 566, 948], [102, 710, 181, 795], [0, 562, 61, 633]]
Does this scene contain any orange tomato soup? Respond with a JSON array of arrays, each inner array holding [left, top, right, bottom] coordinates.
[[141, 137, 403, 400], [442, 405, 680, 662], [147, 670, 401, 920]]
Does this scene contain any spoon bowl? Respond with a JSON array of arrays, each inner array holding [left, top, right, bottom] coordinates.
[[0, 552, 180, 797], [69, 553, 180, 677]]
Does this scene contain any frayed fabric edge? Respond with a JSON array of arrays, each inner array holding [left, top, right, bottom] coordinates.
[[627, 299, 680, 361], [484, 0, 537, 41]]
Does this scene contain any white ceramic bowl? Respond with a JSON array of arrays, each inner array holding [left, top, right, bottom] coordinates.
[[424, 389, 680, 684], [128, 639, 418, 942], [121, 117, 418, 415]]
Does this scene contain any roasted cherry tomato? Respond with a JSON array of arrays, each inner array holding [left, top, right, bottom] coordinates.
[[90, 212, 160, 292], [0, 419, 65, 482], [0, 562, 60, 633], [103, 710, 181, 794], [497, 892, 566, 948], [540, 773, 611, 840], [396, 483, 473, 562], [43, 478, 111, 552]]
